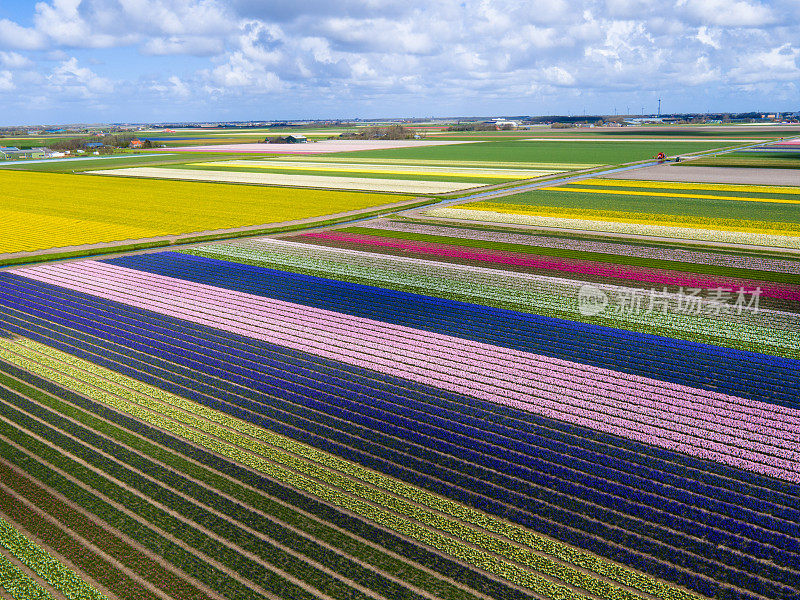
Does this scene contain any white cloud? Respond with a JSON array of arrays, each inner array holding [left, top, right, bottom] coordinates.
[[729, 43, 800, 83], [677, 0, 776, 27], [33, 0, 123, 47], [142, 36, 224, 55], [0, 71, 14, 92], [0, 52, 33, 69], [696, 26, 721, 49], [48, 57, 114, 97], [151, 74, 191, 97], [0, 19, 47, 50], [542, 66, 575, 85]]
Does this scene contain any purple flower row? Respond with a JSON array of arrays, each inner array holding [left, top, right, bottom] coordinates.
[[17, 260, 800, 484]]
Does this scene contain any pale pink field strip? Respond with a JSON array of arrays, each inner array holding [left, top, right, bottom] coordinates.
[[16, 260, 800, 482]]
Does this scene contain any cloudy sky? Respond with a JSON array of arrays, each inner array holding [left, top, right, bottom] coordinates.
[[0, 0, 797, 124]]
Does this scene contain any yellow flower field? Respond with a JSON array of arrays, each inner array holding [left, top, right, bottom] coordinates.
[[0, 170, 404, 254]]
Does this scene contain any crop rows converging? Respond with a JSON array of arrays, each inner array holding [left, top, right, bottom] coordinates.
[[0, 236, 796, 600], [86, 156, 566, 194], [268, 220, 800, 356], [0, 170, 404, 254], [427, 177, 800, 247]]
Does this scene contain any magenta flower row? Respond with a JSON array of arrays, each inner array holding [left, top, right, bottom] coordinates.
[[304, 231, 799, 301]]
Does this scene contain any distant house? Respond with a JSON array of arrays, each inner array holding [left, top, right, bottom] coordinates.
[[286, 135, 307, 143], [129, 139, 144, 149]]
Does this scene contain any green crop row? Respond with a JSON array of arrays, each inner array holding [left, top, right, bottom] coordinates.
[[0, 366, 490, 600], [0, 419, 266, 599], [0, 517, 107, 600], [0, 398, 326, 600], [0, 338, 701, 600], [0, 462, 180, 600]]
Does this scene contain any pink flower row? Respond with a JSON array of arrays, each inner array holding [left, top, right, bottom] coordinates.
[[366, 220, 800, 274], [23, 260, 800, 443], [17, 260, 800, 483], [305, 231, 799, 301]]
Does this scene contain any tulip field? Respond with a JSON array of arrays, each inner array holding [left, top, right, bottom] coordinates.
[[0, 133, 798, 600], [85, 158, 567, 194], [0, 170, 406, 254], [0, 214, 798, 600], [429, 177, 800, 247]]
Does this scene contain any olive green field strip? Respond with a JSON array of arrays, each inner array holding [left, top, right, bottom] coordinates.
[[271, 156, 594, 170], [0, 334, 703, 600]]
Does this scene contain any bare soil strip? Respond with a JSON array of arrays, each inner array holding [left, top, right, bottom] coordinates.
[[601, 165, 800, 186]]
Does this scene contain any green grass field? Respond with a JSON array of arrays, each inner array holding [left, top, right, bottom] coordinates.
[[0, 152, 293, 173], [329, 140, 742, 165]]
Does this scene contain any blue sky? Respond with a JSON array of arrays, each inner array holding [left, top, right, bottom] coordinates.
[[0, 0, 798, 125]]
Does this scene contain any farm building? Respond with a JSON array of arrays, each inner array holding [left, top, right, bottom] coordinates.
[[286, 135, 308, 143], [0, 147, 46, 160]]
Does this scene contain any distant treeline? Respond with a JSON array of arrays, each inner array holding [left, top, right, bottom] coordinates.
[[339, 125, 417, 140], [447, 122, 500, 131], [49, 133, 137, 151]]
